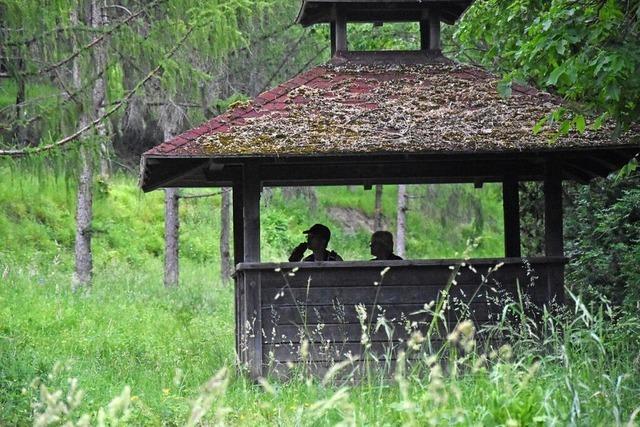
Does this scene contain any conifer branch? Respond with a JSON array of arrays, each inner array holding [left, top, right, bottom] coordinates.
[[0, 27, 194, 158], [12, 1, 158, 78]]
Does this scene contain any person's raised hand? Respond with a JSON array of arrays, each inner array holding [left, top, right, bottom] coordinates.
[[289, 242, 308, 262]]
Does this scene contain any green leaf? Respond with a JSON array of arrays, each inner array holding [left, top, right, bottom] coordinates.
[[532, 116, 547, 134], [559, 120, 571, 135], [615, 158, 638, 181], [589, 114, 606, 130], [574, 115, 586, 133], [547, 66, 564, 86]]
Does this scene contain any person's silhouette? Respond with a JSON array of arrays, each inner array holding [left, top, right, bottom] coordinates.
[[370, 230, 403, 260], [289, 223, 343, 262]]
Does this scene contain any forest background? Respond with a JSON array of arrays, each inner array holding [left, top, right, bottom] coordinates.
[[0, 0, 639, 425]]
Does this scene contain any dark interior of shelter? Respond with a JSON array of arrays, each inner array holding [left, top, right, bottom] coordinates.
[[140, 0, 640, 378]]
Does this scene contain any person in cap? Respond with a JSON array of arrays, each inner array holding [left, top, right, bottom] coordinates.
[[289, 223, 343, 262], [370, 230, 403, 261]]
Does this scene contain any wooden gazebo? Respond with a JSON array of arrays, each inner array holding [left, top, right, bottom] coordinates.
[[140, 0, 640, 379]]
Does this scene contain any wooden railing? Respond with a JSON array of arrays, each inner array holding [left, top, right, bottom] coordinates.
[[235, 257, 567, 379]]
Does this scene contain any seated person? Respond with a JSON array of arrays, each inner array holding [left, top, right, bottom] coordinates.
[[289, 223, 343, 262], [370, 230, 403, 261]]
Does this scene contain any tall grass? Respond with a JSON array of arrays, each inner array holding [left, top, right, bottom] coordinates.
[[8, 275, 639, 425]]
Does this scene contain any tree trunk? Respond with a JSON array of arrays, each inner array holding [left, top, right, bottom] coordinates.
[[220, 188, 233, 285], [14, 56, 26, 145], [282, 186, 317, 211], [164, 188, 180, 287], [396, 184, 408, 258], [91, 0, 111, 177], [72, 6, 92, 290], [74, 149, 93, 290], [160, 105, 183, 287], [374, 184, 383, 231]]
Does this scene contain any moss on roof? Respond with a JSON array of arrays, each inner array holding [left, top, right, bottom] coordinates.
[[145, 59, 639, 158]]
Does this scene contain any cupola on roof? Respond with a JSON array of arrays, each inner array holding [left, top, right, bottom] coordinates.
[[297, 0, 474, 25]]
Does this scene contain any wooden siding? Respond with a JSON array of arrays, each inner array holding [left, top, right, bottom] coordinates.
[[235, 257, 566, 379]]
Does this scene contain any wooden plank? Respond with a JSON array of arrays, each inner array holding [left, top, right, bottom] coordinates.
[[262, 302, 493, 329], [258, 160, 540, 186], [257, 262, 544, 289], [264, 303, 438, 325], [546, 263, 565, 305], [243, 270, 262, 379], [261, 283, 533, 306], [263, 340, 447, 363], [544, 160, 564, 257], [263, 321, 474, 344], [502, 175, 521, 257], [238, 256, 569, 271], [259, 265, 459, 288]]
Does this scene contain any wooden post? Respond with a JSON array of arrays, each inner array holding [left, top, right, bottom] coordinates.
[[420, 20, 429, 51], [232, 181, 244, 267], [335, 14, 347, 52], [502, 175, 521, 257], [243, 164, 261, 262], [428, 10, 440, 51], [544, 160, 565, 304], [544, 161, 563, 257], [330, 22, 337, 56]]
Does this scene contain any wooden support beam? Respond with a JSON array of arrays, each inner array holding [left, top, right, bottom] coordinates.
[[544, 160, 564, 257], [141, 158, 207, 192], [335, 14, 347, 52], [586, 154, 619, 171], [419, 20, 429, 51], [544, 159, 565, 303], [242, 164, 261, 262], [502, 175, 521, 258], [428, 10, 440, 51], [561, 162, 593, 184], [330, 21, 337, 56], [232, 181, 244, 267]]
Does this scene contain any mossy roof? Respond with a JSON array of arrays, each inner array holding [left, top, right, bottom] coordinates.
[[143, 55, 639, 160]]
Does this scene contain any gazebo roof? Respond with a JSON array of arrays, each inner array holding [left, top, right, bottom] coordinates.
[[140, 52, 639, 191], [296, 0, 474, 26]]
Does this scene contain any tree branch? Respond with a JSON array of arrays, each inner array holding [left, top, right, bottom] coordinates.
[[0, 27, 194, 158]]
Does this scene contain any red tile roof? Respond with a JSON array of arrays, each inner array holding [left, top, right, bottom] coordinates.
[[143, 55, 639, 159]]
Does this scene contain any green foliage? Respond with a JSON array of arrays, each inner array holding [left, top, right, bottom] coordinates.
[[565, 171, 640, 307], [348, 22, 420, 51], [453, 0, 640, 131]]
